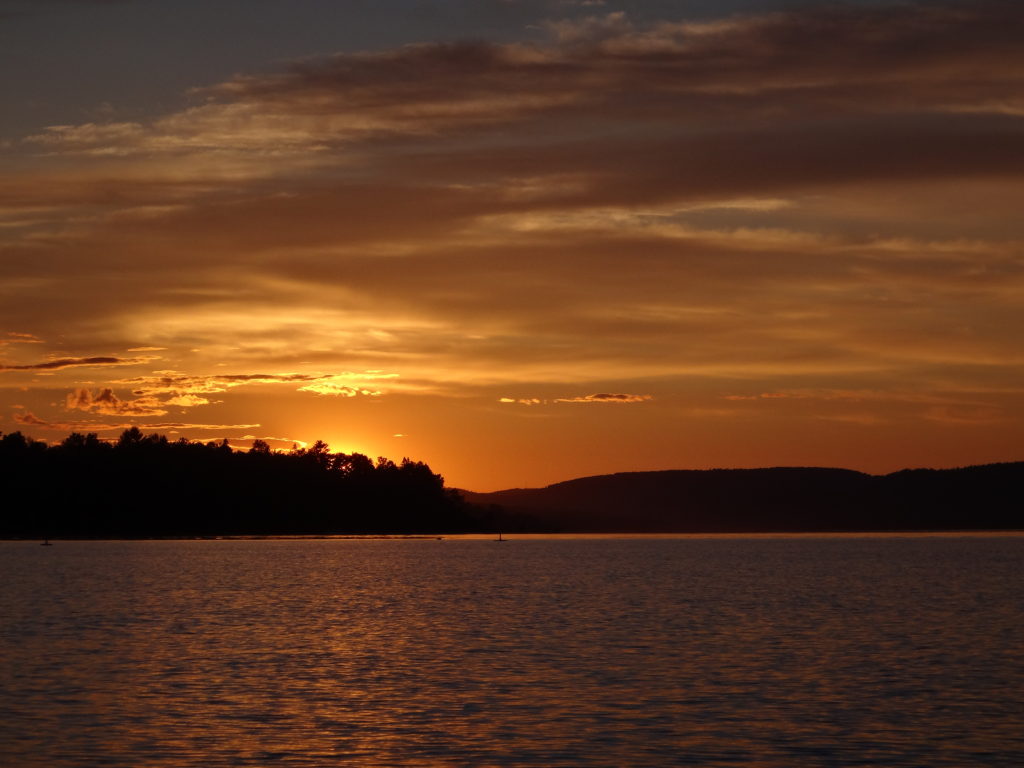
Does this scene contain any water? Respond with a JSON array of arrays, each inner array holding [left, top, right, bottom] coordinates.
[[1, 535, 1022, 767]]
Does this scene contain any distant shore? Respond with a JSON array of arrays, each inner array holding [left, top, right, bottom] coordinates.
[[3, 429, 1020, 537], [9, 529, 1024, 543]]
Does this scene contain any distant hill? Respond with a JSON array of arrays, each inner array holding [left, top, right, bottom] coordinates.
[[462, 463, 1024, 532]]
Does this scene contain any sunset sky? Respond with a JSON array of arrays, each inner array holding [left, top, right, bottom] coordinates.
[[2, 0, 1022, 491]]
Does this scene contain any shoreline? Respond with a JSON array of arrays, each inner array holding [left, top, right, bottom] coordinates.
[[7, 529, 1023, 542]]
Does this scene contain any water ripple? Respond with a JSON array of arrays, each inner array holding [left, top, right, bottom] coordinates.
[[1, 536, 1022, 766]]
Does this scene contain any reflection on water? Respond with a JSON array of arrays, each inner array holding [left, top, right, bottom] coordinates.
[[1, 536, 1022, 766]]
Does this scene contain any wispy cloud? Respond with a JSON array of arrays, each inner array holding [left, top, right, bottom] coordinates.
[[115, 370, 397, 400], [500, 393, 651, 405], [554, 393, 652, 404], [43, 371, 400, 427], [13, 410, 259, 432], [0, 331, 43, 347], [297, 381, 386, 397], [18, 2, 1024, 169], [0, 356, 154, 372]]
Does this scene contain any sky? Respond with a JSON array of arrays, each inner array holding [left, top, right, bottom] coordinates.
[[1, 0, 1022, 491]]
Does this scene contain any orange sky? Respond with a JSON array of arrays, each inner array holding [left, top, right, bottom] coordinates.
[[2, 1, 1023, 490]]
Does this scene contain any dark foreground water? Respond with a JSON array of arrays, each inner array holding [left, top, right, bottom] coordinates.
[[1, 535, 1022, 767]]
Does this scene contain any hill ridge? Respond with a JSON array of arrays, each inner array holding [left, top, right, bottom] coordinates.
[[462, 462, 1024, 533]]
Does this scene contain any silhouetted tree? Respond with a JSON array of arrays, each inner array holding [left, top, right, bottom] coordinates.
[[117, 426, 144, 449], [0, 428, 480, 537]]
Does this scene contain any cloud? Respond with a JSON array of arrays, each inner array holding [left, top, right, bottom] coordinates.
[[296, 382, 384, 397], [922, 405, 1004, 425], [724, 392, 805, 401], [11, 411, 49, 426], [41, 371, 399, 432], [0, 356, 149, 372], [138, 421, 261, 430], [8, 1, 1023, 242], [115, 371, 398, 400], [13, 411, 259, 432], [24, 122, 146, 152], [0, 332, 43, 347], [204, 1, 1024, 132], [554, 393, 652, 403], [162, 394, 214, 407], [65, 387, 168, 416], [500, 393, 651, 404], [723, 388, 1011, 410], [19, 2, 1024, 167]]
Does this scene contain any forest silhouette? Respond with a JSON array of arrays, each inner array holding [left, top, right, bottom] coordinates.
[[2, 428, 1021, 537], [0, 428, 486, 538]]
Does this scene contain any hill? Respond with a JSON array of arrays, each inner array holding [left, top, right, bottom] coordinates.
[[462, 463, 1024, 533]]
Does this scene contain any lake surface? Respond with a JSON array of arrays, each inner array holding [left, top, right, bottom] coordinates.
[[1, 535, 1022, 767]]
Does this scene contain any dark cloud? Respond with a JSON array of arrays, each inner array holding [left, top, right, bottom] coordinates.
[[99, 371, 395, 407], [0, 356, 145, 371], [196, 1, 1024, 132], [555, 393, 652, 403], [212, 373, 317, 383], [11, 411, 49, 425], [20, 1, 1023, 166], [501, 393, 652, 404], [65, 387, 168, 416]]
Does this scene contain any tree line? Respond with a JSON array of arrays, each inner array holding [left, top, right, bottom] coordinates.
[[0, 428, 499, 538]]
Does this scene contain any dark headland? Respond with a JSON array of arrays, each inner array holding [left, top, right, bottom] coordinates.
[[465, 464, 1024, 533], [1, 429, 1020, 536]]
